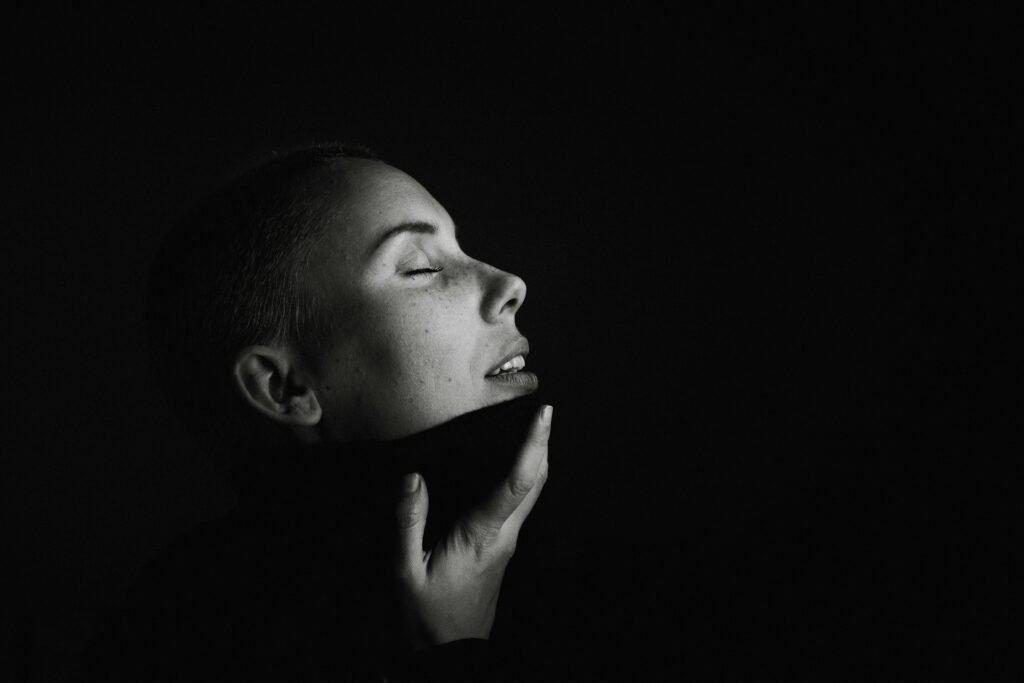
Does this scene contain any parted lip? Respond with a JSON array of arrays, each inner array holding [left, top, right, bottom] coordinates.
[[485, 338, 530, 376]]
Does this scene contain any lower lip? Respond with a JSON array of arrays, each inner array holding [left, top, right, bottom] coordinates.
[[485, 370, 539, 392]]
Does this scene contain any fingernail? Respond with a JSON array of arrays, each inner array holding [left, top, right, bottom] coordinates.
[[402, 473, 420, 493], [541, 405, 553, 425]]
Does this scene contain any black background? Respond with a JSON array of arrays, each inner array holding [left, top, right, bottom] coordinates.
[[5, 10, 1017, 680]]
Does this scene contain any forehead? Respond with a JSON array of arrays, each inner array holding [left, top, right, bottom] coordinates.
[[321, 160, 450, 246]]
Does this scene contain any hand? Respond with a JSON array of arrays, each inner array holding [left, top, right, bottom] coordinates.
[[392, 404, 552, 650]]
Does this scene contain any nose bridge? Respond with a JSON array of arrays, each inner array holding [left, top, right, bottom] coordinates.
[[478, 259, 527, 322]]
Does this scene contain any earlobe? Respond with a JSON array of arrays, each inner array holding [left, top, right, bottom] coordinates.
[[233, 346, 323, 426]]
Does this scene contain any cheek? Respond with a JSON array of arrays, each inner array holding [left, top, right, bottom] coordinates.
[[396, 293, 478, 386]]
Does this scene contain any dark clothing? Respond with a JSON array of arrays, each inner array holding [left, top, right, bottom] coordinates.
[[74, 397, 545, 682]]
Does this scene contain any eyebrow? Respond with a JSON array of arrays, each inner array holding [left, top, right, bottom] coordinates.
[[368, 220, 457, 257]]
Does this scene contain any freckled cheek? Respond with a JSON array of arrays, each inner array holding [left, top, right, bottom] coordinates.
[[396, 327, 468, 391], [374, 320, 441, 385], [411, 332, 459, 379], [375, 289, 477, 390]]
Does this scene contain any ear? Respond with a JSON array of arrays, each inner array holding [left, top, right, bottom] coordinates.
[[233, 345, 323, 427]]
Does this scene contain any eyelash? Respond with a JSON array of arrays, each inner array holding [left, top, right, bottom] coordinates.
[[406, 266, 444, 277]]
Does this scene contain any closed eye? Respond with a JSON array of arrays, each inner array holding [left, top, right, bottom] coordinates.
[[405, 266, 444, 277]]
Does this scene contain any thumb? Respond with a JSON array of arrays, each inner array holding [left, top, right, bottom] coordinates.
[[395, 473, 428, 582]]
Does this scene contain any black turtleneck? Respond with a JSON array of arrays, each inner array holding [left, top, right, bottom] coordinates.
[[73, 395, 547, 682]]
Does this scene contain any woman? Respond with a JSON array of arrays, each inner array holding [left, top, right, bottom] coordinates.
[[77, 144, 553, 681]]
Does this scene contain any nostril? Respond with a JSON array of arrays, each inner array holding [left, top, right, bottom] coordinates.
[[499, 278, 526, 318]]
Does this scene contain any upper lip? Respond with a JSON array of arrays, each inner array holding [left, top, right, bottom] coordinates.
[[486, 337, 530, 376]]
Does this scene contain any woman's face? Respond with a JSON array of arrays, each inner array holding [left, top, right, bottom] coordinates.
[[304, 159, 538, 441]]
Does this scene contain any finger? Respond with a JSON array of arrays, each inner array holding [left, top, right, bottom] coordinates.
[[462, 405, 552, 545], [394, 473, 428, 582], [504, 449, 549, 535]]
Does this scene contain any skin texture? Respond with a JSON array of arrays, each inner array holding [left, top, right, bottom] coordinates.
[[303, 159, 537, 442]]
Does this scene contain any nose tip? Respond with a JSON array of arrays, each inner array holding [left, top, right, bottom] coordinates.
[[484, 266, 527, 322]]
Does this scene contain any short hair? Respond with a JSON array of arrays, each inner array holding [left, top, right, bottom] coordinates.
[[145, 143, 378, 464]]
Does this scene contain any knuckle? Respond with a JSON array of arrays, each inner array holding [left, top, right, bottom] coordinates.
[[465, 521, 501, 555], [480, 534, 516, 563], [507, 474, 535, 499], [396, 507, 420, 530]]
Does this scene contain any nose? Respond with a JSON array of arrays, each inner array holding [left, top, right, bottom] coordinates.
[[480, 262, 527, 323]]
